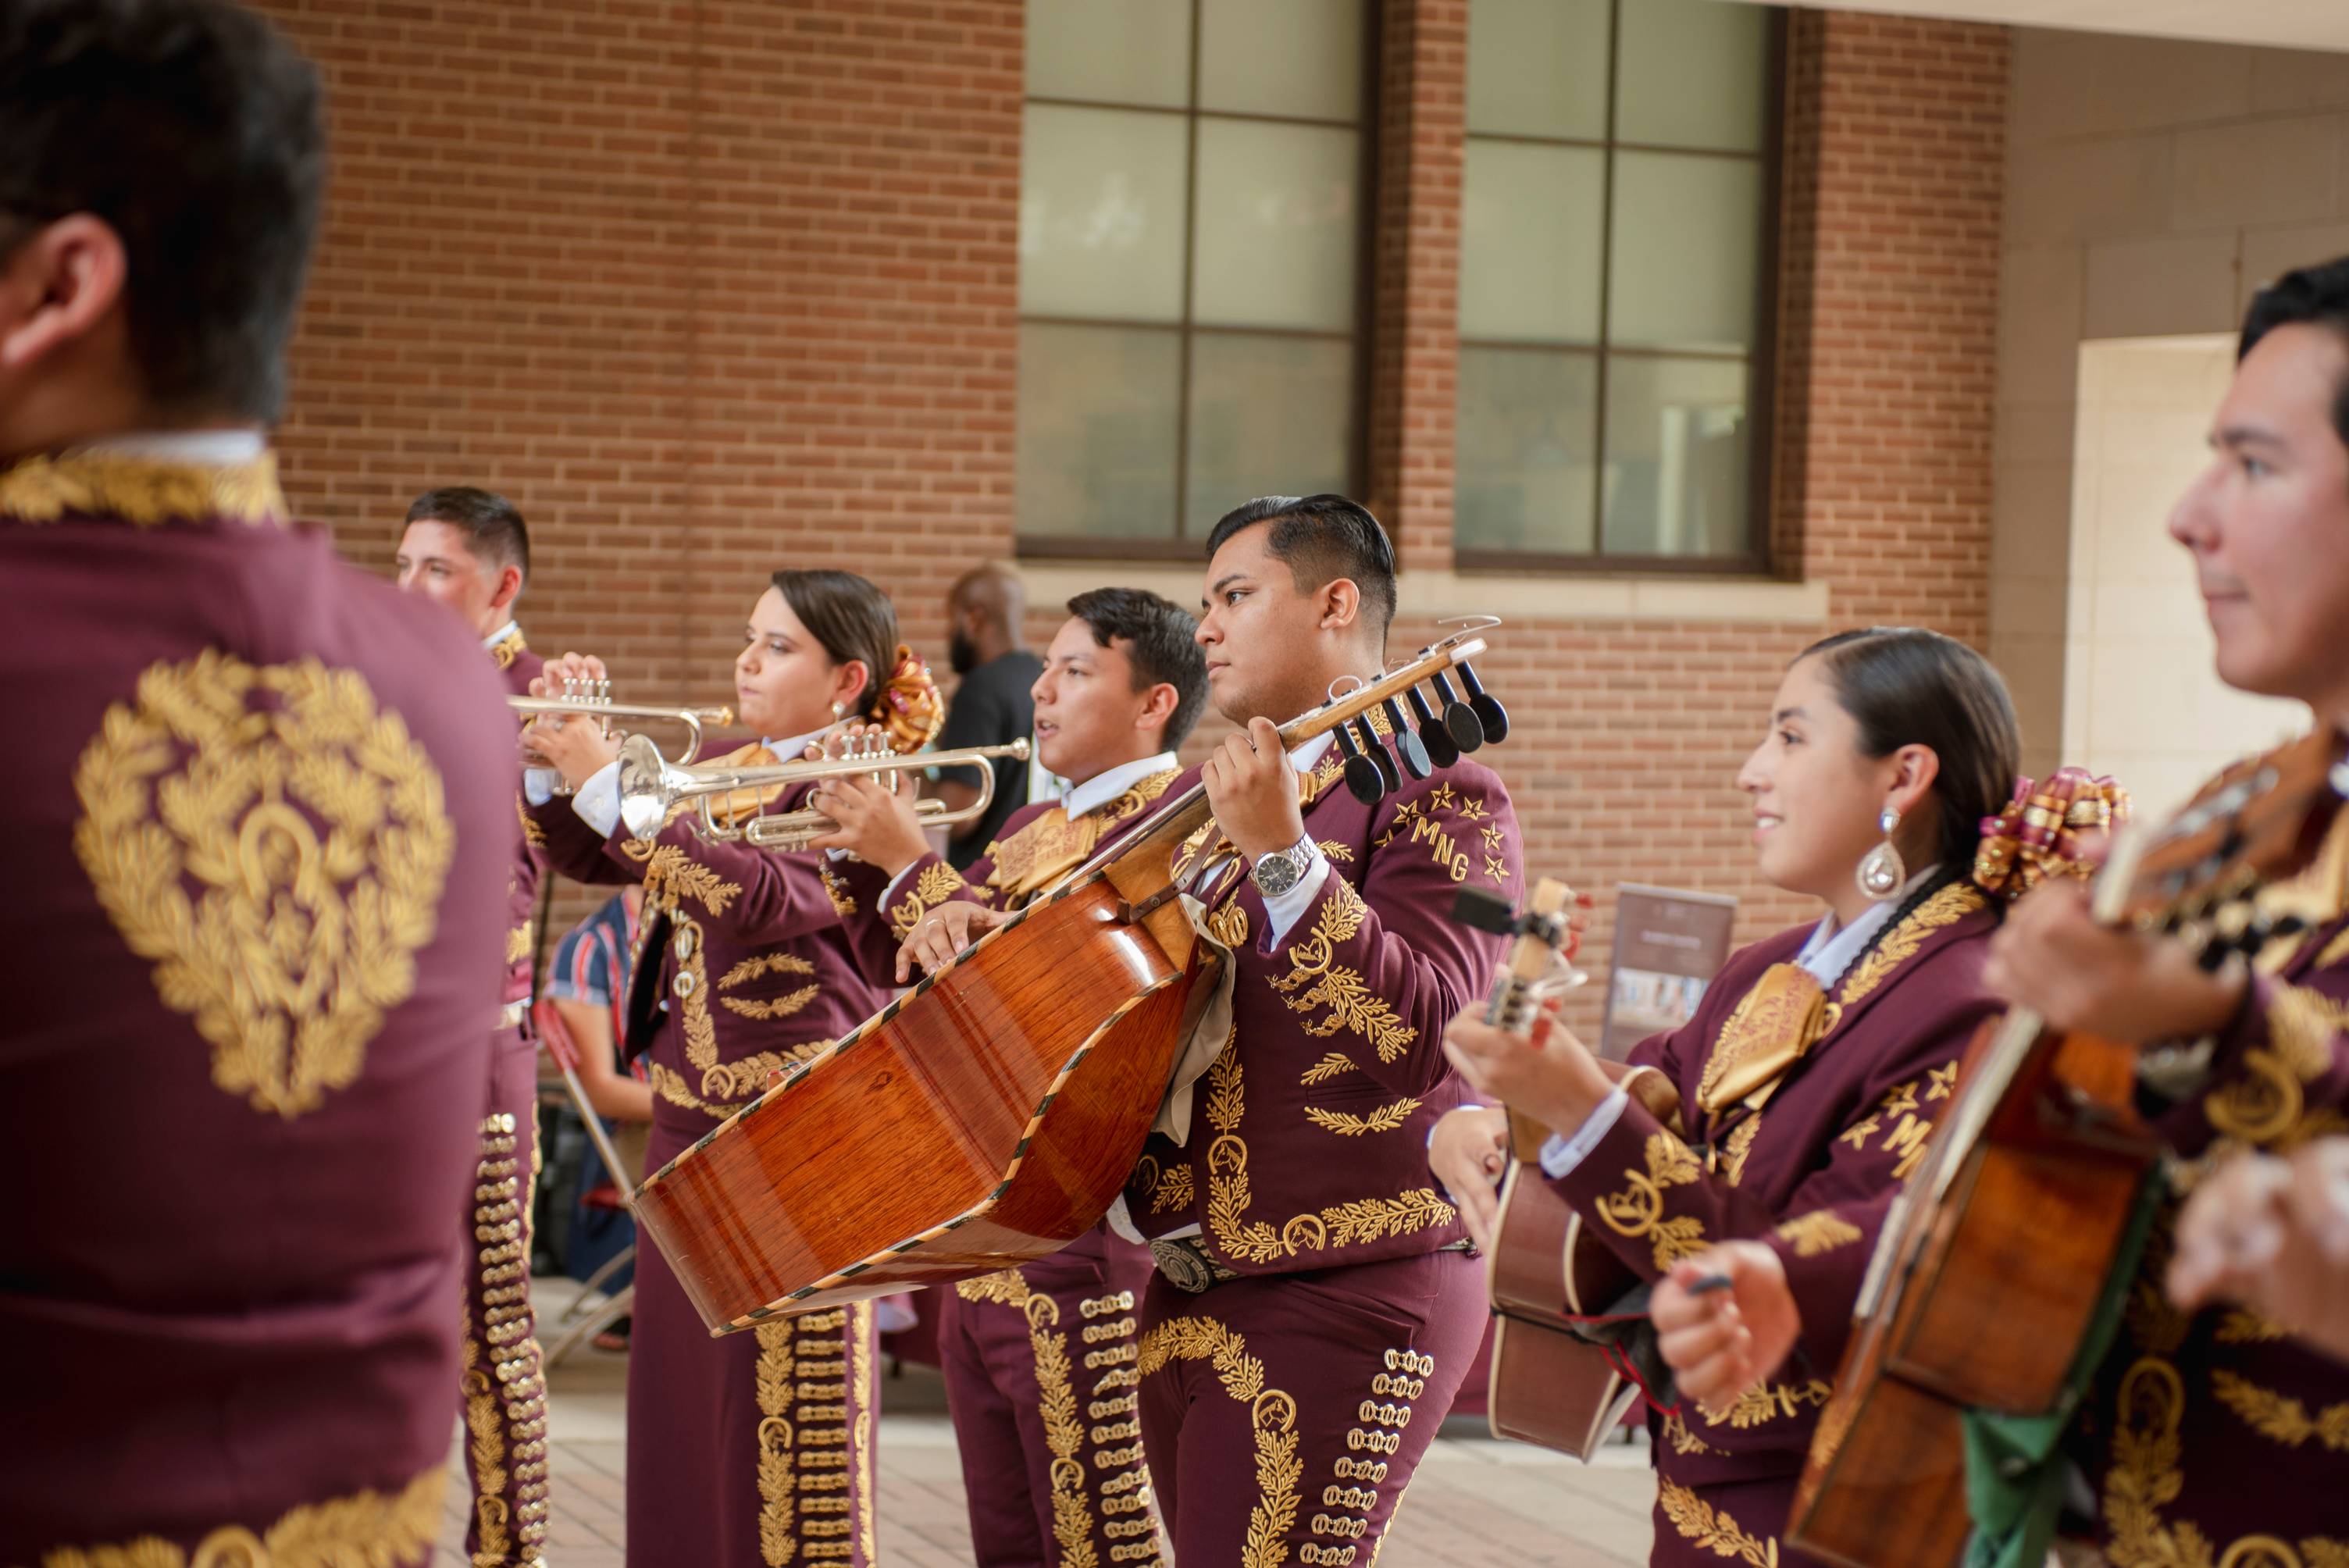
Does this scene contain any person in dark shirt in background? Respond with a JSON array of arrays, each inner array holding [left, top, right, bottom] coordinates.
[[935, 562, 1045, 870]]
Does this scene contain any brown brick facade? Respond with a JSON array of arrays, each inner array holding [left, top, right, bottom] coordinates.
[[257, 0, 2008, 1029]]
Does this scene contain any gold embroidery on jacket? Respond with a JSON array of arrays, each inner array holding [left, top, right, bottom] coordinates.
[[1139, 1317, 1301, 1568], [2217, 1310, 2290, 1345], [1719, 1114, 1763, 1185], [890, 860, 973, 940], [1206, 901, 1252, 952], [755, 1323, 799, 1563], [1132, 1156, 1196, 1215], [1662, 1410, 1714, 1455], [2210, 1370, 2349, 1453], [515, 792, 546, 848], [722, 990, 822, 1021], [506, 922, 533, 965], [34, 1466, 447, 1568], [1303, 1098, 1422, 1136], [1659, 1478, 1780, 1568], [1595, 1131, 1708, 1270], [1773, 1210, 1864, 1257], [721, 953, 819, 987], [1199, 1046, 1456, 1264], [1301, 1052, 1359, 1086], [1272, 878, 1417, 1064], [718, 946, 821, 1020], [1702, 1378, 1832, 1431], [0, 448, 285, 526], [820, 861, 857, 918], [643, 844, 740, 918], [72, 652, 454, 1119], [1819, 881, 1987, 1034], [488, 627, 529, 670]]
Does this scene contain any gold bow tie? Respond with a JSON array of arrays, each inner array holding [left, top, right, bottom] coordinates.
[[1696, 961, 1827, 1117]]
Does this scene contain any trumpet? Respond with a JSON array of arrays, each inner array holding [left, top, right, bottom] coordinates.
[[614, 731, 1031, 850], [510, 681, 735, 792]]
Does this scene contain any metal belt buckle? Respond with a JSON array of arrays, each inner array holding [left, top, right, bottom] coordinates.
[[1150, 1237, 1232, 1294]]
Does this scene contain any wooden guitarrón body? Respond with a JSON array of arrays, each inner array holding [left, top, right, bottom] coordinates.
[[629, 839, 1214, 1331], [1789, 1017, 2158, 1568]]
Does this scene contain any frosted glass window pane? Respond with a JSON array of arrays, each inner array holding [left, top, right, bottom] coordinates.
[[1198, 0, 1363, 121], [1459, 141, 1604, 344], [1026, 0, 1192, 108], [1607, 153, 1761, 353], [1185, 333, 1353, 537], [1019, 105, 1188, 321], [1017, 323, 1181, 538], [1466, 0, 1609, 140], [1617, 0, 1768, 152], [1456, 347, 1599, 554], [1602, 355, 1752, 558], [1192, 121, 1361, 332]]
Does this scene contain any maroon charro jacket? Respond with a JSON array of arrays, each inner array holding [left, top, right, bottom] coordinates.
[[1763, 811, 2349, 1564], [492, 628, 546, 1046], [0, 447, 515, 1563], [1548, 882, 2001, 1508], [527, 740, 898, 1135], [1120, 745, 1521, 1274]]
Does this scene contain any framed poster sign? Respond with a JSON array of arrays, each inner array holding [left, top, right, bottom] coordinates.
[[1597, 883, 1740, 1060]]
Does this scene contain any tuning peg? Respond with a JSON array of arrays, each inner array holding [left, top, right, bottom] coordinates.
[[1458, 660, 1509, 745], [1404, 685, 1461, 769], [1429, 670, 1485, 754], [1381, 697, 1434, 780], [1356, 714, 1402, 796], [1335, 719, 1388, 805]]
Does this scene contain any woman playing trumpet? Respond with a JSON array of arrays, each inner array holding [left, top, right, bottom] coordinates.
[[526, 567, 940, 1568]]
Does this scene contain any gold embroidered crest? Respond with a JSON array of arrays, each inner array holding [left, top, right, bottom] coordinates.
[[73, 651, 454, 1118]]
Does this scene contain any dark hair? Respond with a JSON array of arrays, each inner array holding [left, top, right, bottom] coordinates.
[[2240, 255, 2349, 454], [0, 0, 325, 422], [1067, 586, 1210, 749], [771, 568, 898, 713], [1798, 627, 2021, 871], [405, 486, 530, 582], [1205, 494, 1399, 643]]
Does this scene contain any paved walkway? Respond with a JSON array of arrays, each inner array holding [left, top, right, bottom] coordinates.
[[435, 1281, 1658, 1566]]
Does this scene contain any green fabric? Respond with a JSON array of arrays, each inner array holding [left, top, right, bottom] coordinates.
[[1959, 1173, 2163, 1568]]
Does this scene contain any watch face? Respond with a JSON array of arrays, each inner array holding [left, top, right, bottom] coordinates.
[[1252, 850, 1301, 896]]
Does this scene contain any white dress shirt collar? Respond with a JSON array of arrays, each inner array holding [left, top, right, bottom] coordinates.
[[482, 619, 522, 652], [1794, 864, 1943, 989], [79, 429, 268, 464], [1064, 750, 1181, 820]]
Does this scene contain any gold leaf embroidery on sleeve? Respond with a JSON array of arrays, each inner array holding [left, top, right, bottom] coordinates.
[[1270, 877, 1417, 1064], [1302, 1097, 1421, 1136], [71, 653, 454, 1120], [1720, 1114, 1763, 1185], [889, 861, 971, 941], [1773, 1210, 1865, 1257], [1317, 840, 1355, 863], [1659, 1478, 1780, 1568], [2217, 1310, 2289, 1344], [1661, 1411, 1714, 1456], [2211, 1370, 2349, 1452], [1701, 1379, 1832, 1431], [515, 792, 546, 848], [1595, 1131, 1708, 1270], [819, 861, 857, 918], [643, 845, 740, 918]]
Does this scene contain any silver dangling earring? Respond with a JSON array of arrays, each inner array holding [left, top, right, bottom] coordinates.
[[829, 700, 845, 719], [1855, 807, 1906, 899]]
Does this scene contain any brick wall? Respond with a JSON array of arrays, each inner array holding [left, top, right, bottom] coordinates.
[[257, 0, 2009, 1032]]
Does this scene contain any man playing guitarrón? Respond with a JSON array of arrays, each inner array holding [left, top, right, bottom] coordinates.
[[1118, 496, 1522, 1565], [816, 586, 1209, 1568]]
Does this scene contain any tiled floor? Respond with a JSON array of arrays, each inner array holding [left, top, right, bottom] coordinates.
[[436, 1281, 1657, 1567]]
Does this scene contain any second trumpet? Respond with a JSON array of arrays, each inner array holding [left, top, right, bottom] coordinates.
[[615, 732, 1032, 850]]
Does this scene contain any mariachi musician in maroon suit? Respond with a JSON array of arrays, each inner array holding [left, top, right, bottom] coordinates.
[[525, 568, 940, 1568], [1656, 257, 2349, 1568], [1005, 497, 1516, 1564], [1436, 628, 2122, 1567], [393, 483, 555, 1566], [0, 5, 516, 1561], [816, 586, 1210, 1568]]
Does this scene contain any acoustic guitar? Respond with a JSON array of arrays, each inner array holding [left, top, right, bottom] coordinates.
[[629, 624, 1512, 1331], [1788, 731, 2347, 1568], [1454, 879, 1687, 1459]]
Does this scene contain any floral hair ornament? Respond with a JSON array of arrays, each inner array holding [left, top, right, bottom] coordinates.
[[1973, 767, 2131, 902], [869, 643, 946, 754]]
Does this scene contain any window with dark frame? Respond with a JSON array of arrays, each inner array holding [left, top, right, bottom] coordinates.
[[1014, 0, 1372, 557], [1456, 0, 1781, 572]]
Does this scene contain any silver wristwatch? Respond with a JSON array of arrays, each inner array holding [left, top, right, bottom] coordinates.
[[1249, 834, 1317, 899]]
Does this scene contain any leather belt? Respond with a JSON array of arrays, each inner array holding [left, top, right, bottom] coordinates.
[[1150, 1235, 1475, 1294]]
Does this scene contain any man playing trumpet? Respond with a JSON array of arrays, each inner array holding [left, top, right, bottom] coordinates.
[[394, 484, 554, 1566]]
